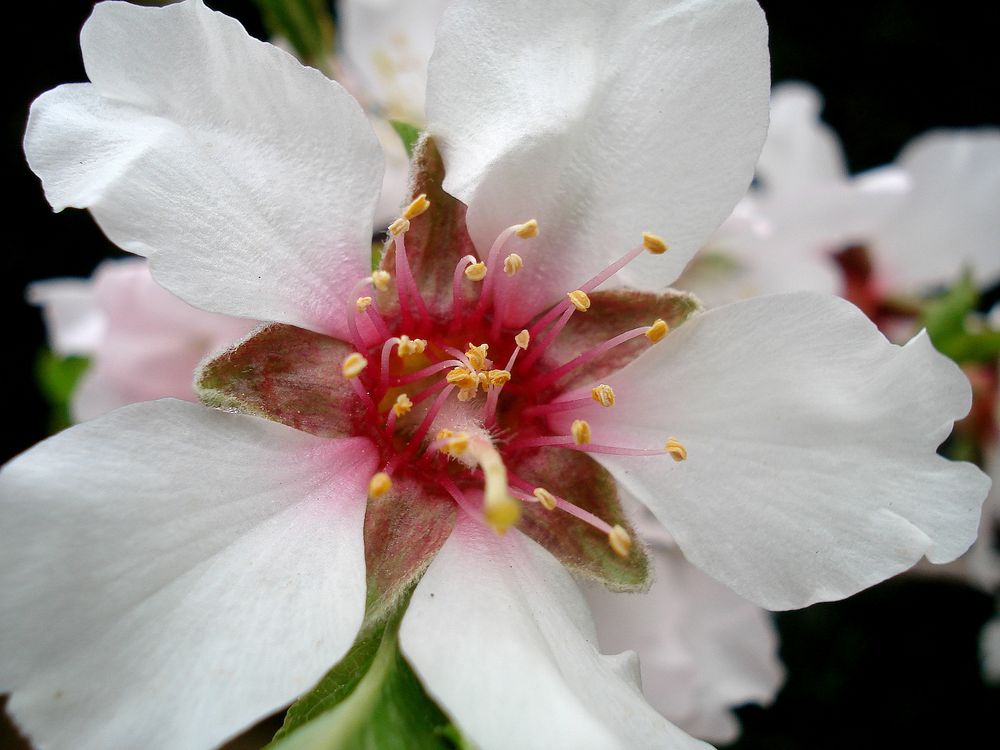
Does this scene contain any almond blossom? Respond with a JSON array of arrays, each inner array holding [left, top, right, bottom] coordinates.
[[1, 2, 990, 750]]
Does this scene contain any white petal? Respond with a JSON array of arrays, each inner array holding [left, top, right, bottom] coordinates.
[[551, 293, 990, 610], [339, 0, 449, 123], [400, 516, 708, 750], [0, 400, 377, 750], [27, 278, 105, 356], [873, 128, 1000, 291], [584, 544, 783, 743], [981, 612, 1000, 683], [24, 0, 383, 338], [756, 82, 847, 191], [426, 0, 769, 323]]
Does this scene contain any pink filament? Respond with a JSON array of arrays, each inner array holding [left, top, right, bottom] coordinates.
[[380, 338, 400, 385], [393, 233, 430, 330], [519, 305, 574, 371], [474, 225, 517, 318], [526, 326, 648, 390], [522, 396, 594, 418], [391, 359, 462, 386], [451, 254, 478, 325], [507, 474, 613, 535], [405, 384, 456, 455]]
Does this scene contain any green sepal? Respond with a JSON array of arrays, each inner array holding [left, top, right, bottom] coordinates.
[[254, 0, 335, 75], [35, 350, 90, 432], [510, 448, 651, 592], [920, 273, 1000, 363], [195, 323, 361, 438], [363, 475, 456, 626], [390, 120, 422, 158], [545, 288, 702, 389], [267, 593, 467, 750]]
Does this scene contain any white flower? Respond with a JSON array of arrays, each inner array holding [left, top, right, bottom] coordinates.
[[3, 3, 989, 750]]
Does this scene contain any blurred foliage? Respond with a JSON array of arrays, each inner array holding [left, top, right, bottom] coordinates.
[[390, 120, 422, 158], [35, 351, 89, 432], [920, 274, 1000, 364], [254, 0, 335, 74]]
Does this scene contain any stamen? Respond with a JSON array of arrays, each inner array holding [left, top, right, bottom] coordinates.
[[665, 437, 688, 461], [452, 255, 478, 321], [388, 218, 410, 236], [515, 329, 531, 349], [645, 319, 669, 343], [409, 379, 449, 405], [519, 304, 575, 371], [429, 429, 470, 457], [571, 419, 591, 445], [402, 193, 430, 220], [346, 278, 380, 350], [508, 473, 616, 538], [368, 472, 392, 499], [391, 359, 463, 386], [392, 393, 413, 417], [608, 525, 632, 558], [527, 323, 661, 390], [342, 353, 368, 379], [391, 230, 430, 330], [465, 262, 488, 281], [356, 296, 372, 312], [533, 487, 557, 510], [515, 219, 539, 238], [468, 437, 520, 534], [522, 395, 596, 418], [405, 385, 456, 455], [446, 366, 479, 390], [397, 335, 427, 357], [465, 343, 490, 371], [642, 232, 669, 254], [567, 290, 591, 312], [380, 337, 401, 384], [591, 384, 615, 407], [503, 253, 524, 275], [475, 219, 539, 317], [371, 270, 391, 292]]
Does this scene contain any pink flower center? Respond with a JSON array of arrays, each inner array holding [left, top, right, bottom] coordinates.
[[341, 195, 685, 553]]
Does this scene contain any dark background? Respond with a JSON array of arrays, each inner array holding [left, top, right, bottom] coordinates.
[[3, 1, 999, 748]]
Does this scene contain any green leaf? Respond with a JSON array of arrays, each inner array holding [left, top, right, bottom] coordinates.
[[919, 274, 1000, 363], [389, 120, 422, 158], [35, 350, 90, 432], [254, 0, 335, 75], [268, 595, 467, 750]]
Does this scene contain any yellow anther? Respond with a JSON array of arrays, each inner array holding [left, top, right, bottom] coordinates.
[[388, 218, 410, 236], [402, 193, 430, 220], [371, 270, 391, 292], [477, 371, 490, 391], [444, 432, 470, 456], [465, 343, 490, 371], [342, 353, 368, 379], [392, 393, 413, 417], [446, 367, 478, 390], [533, 487, 557, 511], [356, 296, 373, 312], [642, 232, 669, 254], [567, 290, 591, 312], [469, 437, 520, 534], [503, 253, 524, 275], [457, 387, 478, 402], [368, 472, 392, 499], [665, 437, 688, 462], [591, 384, 616, 407], [396, 335, 427, 357], [645, 318, 669, 343], [515, 329, 531, 349], [515, 219, 539, 238], [571, 419, 591, 445], [487, 369, 511, 387], [465, 261, 487, 281], [608, 524, 632, 558], [436, 428, 454, 442]]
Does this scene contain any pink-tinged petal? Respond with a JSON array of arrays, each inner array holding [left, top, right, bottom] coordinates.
[[400, 516, 708, 750], [510, 448, 650, 591], [585, 545, 783, 743], [552, 293, 990, 610], [873, 128, 1000, 291], [26, 278, 104, 356], [64, 259, 255, 420], [363, 474, 456, 624], [24, 0, 383, 337], [756, 82, 847, 191], [196, 323, 361, 438], [0, 400, 377, 750], [378, 136, 479, 318], [427, 0, 769, 323], [543, 289, 702, 389]]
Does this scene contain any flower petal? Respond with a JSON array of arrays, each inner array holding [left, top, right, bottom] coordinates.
[[755, 82, 847, 191], [27, 278, 104, 356], [584, 545, 783, 743], [399, 515, 708, 750], [426, 0, 769, 323], [24, 0, 383, 337], [551, 293, 990, 609], [0, 400, 377, 750], [873, 128, 1000, 291]]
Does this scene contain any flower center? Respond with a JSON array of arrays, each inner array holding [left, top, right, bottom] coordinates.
[[341, 195, 686, 556]]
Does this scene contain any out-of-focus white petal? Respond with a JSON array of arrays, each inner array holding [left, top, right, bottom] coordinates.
[[0, 400, 376, 750], [27, 278, 104, 356], [340, 0, 449, 123], [426, 0, 769, 324], [552, 293, 990, 610], [756, 82, 847, 191], [874, 129, 1000, 291], [584, 543, 783, 743], [24, 0, 384, 338], [400, 516, 708, 750]]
